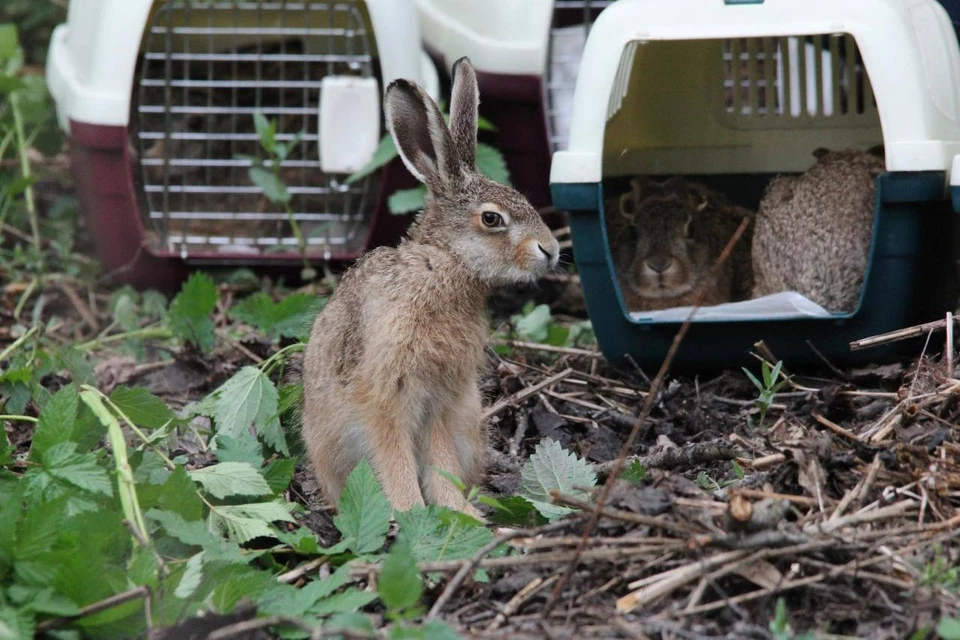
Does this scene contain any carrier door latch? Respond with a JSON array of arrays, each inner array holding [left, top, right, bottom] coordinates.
[[318, 76, 381, 175]]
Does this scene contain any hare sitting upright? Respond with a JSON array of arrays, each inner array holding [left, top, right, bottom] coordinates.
[[301, 58, 559, 517]]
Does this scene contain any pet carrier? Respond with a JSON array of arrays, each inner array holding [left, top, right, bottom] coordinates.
[[412, 0, 614, 212], [550, 0, 960, 370], [46, 0, 437, 287]]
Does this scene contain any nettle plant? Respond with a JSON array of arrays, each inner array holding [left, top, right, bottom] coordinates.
[[0, 269, 607, 637]]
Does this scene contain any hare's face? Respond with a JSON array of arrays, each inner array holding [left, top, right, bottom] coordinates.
[[385, 58, 558, 286], [619, 195, 706, 300], [439, 177, 559, 285]]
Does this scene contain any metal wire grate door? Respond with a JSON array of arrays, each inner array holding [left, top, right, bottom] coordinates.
[[134, 0, 379, 259], [546, 0, 614, 153]]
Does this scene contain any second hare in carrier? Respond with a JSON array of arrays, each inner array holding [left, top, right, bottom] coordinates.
[[301, 58, 560, 517], [607, 176, 754, 312]]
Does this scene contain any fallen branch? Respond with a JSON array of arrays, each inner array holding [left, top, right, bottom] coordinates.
[[482, 368, 573, 420], [850, 316, 957, 351], [593, 440, 739, 476]]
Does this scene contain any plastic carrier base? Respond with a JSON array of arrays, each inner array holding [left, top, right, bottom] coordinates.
[[554, 171, 957, 372]]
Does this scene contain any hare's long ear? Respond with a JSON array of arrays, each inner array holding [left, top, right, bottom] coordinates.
[[384, 79, 459, 193], [449, 57, 478, 171]]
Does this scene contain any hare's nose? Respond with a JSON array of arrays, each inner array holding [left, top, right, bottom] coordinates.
[[537, 243, 554, 262], [646, 257, 674, 274]]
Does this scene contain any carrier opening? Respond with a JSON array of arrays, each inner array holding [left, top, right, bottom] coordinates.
[[593, 34, 884, 322]]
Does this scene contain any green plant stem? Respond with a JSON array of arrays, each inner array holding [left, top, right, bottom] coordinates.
[[76, 325, 173, 352], [0, 324, 40, 362], [12, 276, 38, 320], [10, 91, 41, 258], [0, 414, 38, 423], [259, 341, 305, 376], [283, 201, 312, 279]]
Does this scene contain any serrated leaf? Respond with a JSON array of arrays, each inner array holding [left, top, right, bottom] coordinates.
[[43, 442, 113, 497], [249, 167, 290, 204], [147, 509, 219, 547], [388, 187, 427, 215], [263, 458, 296, 495], [54, 347, 94, 386], [310, 589, 378, 617], [520, 438, 597, 521], [333, 460, 391, 555], [168, 272, 218, 352], [210, 565, 276, 613], [939, 618, 960, 640], [109, 386, 174, 428], [215, 367, 288, 455], [209, 502, 295, 544], [619, 460, 646, 486], [379, 539, 422, 617], [0, 606, 34, 640], [189, 462, 272, 499], [214, 434, 264, 467], [230, 292, 322, 340], [395, 506, 493, 563], [476, 143, 510, 185], [176, 552, 204, 599], [29, 384, 79, 461]]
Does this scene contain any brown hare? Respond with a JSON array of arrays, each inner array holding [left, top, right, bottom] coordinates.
[[751, 147, 884, 313], [301, 58, 560, 517], [607, 176, 754, 312]]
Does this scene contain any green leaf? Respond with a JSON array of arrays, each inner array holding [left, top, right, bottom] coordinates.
[[111, 292, 140, 332], [214, 434, 264, 467], [209, 502, 295, 544], [109, 386, 174, 428], [176, 552, 204, 599], [263, 458, 296, 495], [142, 290, 168, 320], [253, 112, 277, 153], [168, 272, 219, 352], [0, 606, 34, 640], [514, 304, 552, 343], [619, 460, 646, 486], [345, 135, 398, 184], [0, 24, 20, 60], [487, 495, 546, 527], [214, 366, 288, 455], [334, 460, 391, 555], [189, 462, 272, 499], [29, 384, 79, 461], [519, 438, 597, 522], [53, 346, 95, 386], [476, 142, 511, 185], [249, 167, 291, 204], [230, 292, 322, 340], [0, 482, 25, 576], [395, 506, 493, 563], [42, 443, 113, 497], [148, 509, 219, 547], [379, 539, 422, 618], [388, 187, 427, 215], [939, 618, 960, 640]]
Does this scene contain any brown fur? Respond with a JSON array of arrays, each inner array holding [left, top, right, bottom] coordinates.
[[301, 58, 559, 517], [607, 176, 754, 311], [751, 147, 884, 312]]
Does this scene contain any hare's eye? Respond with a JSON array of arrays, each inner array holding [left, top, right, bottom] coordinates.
[[481, 211, 504, 228]]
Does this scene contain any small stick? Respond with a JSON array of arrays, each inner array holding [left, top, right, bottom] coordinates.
[[492, 340, 601, 358], [482, 368, 573, 420], [829, 454, 881, 522], [276, 557, 326, 584], [748, 453, 786, 470], [57, 281, 100, 332], [593, 440, 739, 476], [551, 492, 695, 536], [508, 411, 530, 461], [947, 311, 955, 376], [733, 488, 819, 507], [36, 586, 149, 632], [486, 576, 558, 631], [811, 412, 860, 442], [850, 316, 958, 350], [425, 519, 576, 620]]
